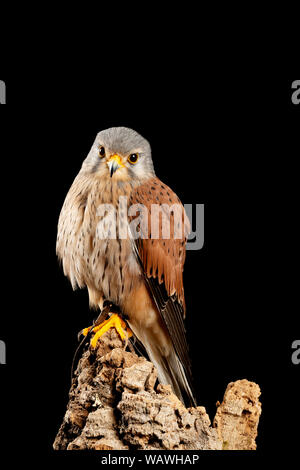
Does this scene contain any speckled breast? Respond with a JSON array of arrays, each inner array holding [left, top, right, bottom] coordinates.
[[57, 173, 142, 307]]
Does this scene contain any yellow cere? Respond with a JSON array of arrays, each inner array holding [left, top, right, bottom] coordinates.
[[108, 154, 125, 168]]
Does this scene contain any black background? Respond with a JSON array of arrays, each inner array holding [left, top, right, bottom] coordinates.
[[0, 74, 298, 462]]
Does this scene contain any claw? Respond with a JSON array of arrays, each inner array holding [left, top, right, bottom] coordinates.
[[80, 313, 133, 349], [90, 313, 133, 349], [77, 303, 112, 342], [77, 327, 91, 341]]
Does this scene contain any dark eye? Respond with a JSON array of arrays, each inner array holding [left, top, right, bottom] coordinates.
[[128, 153, 139, 164], [99, 146, 106, 158]]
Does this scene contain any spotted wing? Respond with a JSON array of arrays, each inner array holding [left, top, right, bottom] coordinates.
[[129, 177, 196, 405]]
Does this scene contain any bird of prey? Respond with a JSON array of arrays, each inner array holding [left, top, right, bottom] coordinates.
[[56, 127, 196, 407]]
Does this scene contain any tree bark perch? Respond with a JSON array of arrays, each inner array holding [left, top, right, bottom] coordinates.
[[53, 329, 261, 450]]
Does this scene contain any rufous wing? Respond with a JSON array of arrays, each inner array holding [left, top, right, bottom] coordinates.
[[129, 176, 196, 405]]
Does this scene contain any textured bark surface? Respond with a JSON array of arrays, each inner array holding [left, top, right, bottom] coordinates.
[[53, 329, 261, 451], [213, 380, 262, 450]]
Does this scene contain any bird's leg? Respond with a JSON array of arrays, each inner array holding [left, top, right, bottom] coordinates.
[[81, 303, 133, 349], [87, 314, 133, 349], [77, 301, 112, 341]]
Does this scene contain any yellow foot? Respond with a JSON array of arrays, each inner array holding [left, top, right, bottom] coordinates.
[[83, 313, 133, 349]]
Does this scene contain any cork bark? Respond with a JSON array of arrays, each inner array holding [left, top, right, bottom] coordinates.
[[53, 329, 261, 451]]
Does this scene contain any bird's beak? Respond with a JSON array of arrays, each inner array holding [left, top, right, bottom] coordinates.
[[107, 154, 124, 177]]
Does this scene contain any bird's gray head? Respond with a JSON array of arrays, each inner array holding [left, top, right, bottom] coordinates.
[[82, 127, 155, 182]]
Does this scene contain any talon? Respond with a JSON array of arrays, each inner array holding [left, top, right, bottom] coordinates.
[[77, 326, 92, 341], [82, 326, 93, 336], [83, 314, 133, 349]]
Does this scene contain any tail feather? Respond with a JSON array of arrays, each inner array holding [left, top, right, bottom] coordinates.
[[127, 315, 197, 408], [147, 344, 197, 408]]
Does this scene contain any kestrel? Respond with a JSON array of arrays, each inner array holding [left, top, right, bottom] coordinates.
[[56, 127, 196, 406]]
